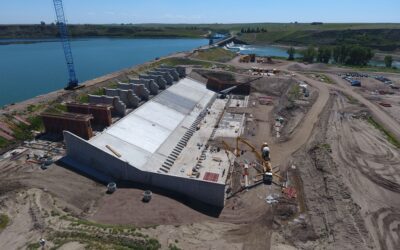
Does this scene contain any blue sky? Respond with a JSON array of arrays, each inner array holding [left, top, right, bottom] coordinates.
[[1, 0, 399, 24]]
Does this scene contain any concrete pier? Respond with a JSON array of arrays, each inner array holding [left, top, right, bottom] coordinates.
[[156, 68, 180, 81], [88, 95, 126, 117], [139, 74, 167, 90], [104, 88, 140, 109]]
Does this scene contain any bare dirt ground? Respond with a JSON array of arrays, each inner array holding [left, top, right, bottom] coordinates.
[[328, 93, 400, 250], [327, 74, 400, 140]]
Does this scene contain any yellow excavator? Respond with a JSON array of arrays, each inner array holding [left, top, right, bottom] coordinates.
[[222, 137, 279, 185]]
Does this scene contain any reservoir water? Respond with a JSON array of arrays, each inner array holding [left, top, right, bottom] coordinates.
[[0, 38, 207, 107]]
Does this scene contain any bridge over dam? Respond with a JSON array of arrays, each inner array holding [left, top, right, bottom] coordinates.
[[214, 36, 247, 47]]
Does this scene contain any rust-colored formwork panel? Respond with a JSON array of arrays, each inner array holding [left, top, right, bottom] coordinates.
[[203, 172, 220, 182], [66, 102, 112, 127], [41, 112, 94, 140]]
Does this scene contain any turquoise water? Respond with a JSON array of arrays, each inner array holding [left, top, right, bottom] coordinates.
[[0, 38, 207, 106]]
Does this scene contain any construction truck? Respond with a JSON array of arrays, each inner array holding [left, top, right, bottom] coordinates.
[[240, 55, 251, 63], [223, 137, 277, 185], [239, 54, 256, 63]]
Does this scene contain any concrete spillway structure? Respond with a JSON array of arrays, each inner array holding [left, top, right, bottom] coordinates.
[[156, 68, 180, 81], [129, 78, 160, 94], [147, 71, 174, 85], [129, 78, 163, 90], [160, 66, 186, 78], [63, 78, 229, 207], [104, 88, 140, 109], [139, 74, 168, 89], [88, 95, 126, 117], [117, 82, 150, 101]]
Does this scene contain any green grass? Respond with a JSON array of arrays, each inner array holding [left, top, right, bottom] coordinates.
[[131, 57, 214, 74], [63, 216, 137, 232], [45, 216, 160, 250], [367, 117, 400, 148], [337, 64, 400, 73], [48, 231, 160, 250], [158, 57, 213, 67], [27, 242, 41, 250], [169, 244, 181, 250], [92, 88, 106, 96], [0, 214, 9, 230], [306, 73, 334, 84], [237, 25, 400, 51], [343, 93, 359, 104], [28, 116, 44, 131], [289, 84, 302, 100], [0, 24, 209, 39], [54, 103, 67, 112], [76, 87, 106, 103], [26, 104, 45, 113], [318, 143, 332, 151], [318, 74, 334, 84], [0, 136, 8, 148], [5, 115, 44, 142], [77, 94, 90, 103], [193, 48, 237, 62]]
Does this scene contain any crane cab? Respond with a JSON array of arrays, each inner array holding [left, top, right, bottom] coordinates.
[[263, 172, 273, 185]]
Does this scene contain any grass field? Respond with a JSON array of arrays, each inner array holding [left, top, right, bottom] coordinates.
[[0, 24, 209, 39], [0, 214, 9, 231], [3, 23, 400, 51], [367, 116, 400, 148], [192, 48, 237, 62]]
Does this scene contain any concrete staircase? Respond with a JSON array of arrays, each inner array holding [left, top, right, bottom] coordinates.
[[159, 113, 206, 173]]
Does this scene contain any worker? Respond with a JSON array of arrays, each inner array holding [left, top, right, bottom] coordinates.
[[262, 143, 270, 161]]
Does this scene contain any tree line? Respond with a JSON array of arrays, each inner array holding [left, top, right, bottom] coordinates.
[[285, 45, 394, 67], [240, 27, 267, 33]]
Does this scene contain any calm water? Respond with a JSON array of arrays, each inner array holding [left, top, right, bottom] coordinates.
[[227, 43, 399, 69], [0, 38, 207, 106]]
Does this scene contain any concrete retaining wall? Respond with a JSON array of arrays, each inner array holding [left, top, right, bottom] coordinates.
[[63, 131, 226, 207], [88, 95, 126, 117]]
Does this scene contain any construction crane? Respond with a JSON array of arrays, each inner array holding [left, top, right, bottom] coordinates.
[[53, 0, 79, 90], [223, 137, 281, 185]]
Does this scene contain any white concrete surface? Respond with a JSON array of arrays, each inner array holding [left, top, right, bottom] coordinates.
[[88, 78, 216, 173]]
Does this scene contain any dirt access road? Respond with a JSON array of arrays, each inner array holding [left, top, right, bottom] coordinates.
[[328, 74, 400, 139], [270, 73, 330, 167], [276, 61, 400, 140]]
